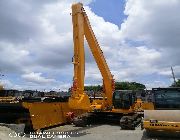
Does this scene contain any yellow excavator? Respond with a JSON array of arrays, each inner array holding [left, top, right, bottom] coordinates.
[[68, 3, 153, 129], [0, 3, 157, 132]]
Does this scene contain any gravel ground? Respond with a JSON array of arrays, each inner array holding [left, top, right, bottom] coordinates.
[[0, 126, 30, 140], [47, 125, 180, 140], [0, 125, 180, 140]]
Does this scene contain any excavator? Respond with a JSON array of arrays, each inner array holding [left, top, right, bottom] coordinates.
[[0, 3, 154, 132], [68, 3, 153, 129]]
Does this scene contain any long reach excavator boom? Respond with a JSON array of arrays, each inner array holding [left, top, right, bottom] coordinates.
[[68, 3, 115, 111]]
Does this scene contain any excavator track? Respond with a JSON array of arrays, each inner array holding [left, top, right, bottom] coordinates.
[[73, 112, 143, 130], [120, 114, 142, 130], [73, 113, 97, 127]]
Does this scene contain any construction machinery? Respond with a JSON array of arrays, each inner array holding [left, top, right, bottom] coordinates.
[[0, 88, 85, 132], [142, 88, 180, 134], [68, 3, 153, 129], [0, 3, 155, 132]]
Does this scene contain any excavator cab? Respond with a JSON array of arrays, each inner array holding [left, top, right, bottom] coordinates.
[[113, 90, 136, 109]]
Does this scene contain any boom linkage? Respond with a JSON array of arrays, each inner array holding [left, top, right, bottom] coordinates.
[[69, 3, 115, 110], [82, 8, 115, 106]]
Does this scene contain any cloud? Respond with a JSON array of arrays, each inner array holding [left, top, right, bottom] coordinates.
[[121, 0, 180, 68], [0, 42, 30, 73], [145, 80, 169, 90], [0, 79, 23, 90], [0, 0, 180, 90], [100, 0, 180, 87], [85, 0, 180, 87], [21, 72, 56, 84], [0, 0, 95, 90]]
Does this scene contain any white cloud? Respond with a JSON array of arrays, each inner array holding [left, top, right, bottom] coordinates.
[[116, 0, 180, 87], [21, 72, 56, 84], [0, 0, 180, 90], [0, 79, 23, 90], [158, 66, 180, 79], [121, 0, 180, 65], [145, 80, 169, 90]]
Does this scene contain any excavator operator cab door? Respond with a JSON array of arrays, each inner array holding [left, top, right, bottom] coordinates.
[[113, 90, 136, 109]]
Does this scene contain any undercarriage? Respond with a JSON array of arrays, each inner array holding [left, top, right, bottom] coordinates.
[[73, 112, 143, 130]]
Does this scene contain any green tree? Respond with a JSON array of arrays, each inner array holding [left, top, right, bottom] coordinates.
[[171, 79, 180, 87], [115, 82, 146, 90], [84, 85, 102, 91], [84, 81, 146, 91]]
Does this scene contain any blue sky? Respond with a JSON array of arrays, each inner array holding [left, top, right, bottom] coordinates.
[[0, 0, 180, 90], [89, 0, 127, 26]]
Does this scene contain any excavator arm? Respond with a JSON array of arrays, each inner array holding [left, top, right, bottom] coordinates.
[[68, 3, 115, 111]]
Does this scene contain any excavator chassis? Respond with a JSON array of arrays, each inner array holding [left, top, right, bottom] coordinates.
[[73, 112, 143, 130]]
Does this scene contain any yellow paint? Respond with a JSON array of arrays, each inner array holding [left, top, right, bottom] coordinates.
[[143, 121, 180, 131], [68, 93, 91, 110], [133, 99, 154, 111], [22, 102, 86, 131], [69, 3, 115, 111], [23, 102, 70, 130]]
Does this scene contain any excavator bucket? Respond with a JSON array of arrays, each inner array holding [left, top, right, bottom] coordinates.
[[22, 102, 71, 131], [68, 93, 91, 110]]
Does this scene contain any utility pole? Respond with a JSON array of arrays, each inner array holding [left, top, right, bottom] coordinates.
[[171, 66, 176, 85]]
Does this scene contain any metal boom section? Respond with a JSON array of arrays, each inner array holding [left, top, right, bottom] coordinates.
[[69, 3, 115, 110]]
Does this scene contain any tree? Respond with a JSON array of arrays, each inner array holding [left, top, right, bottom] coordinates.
[[176, 79, 180, 87], [84, 85, 102, 91], [115, 82, 146, 90], [171, 79, 180, 87], [84, 81, 146, 91]]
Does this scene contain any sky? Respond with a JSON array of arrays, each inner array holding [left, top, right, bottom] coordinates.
[[0, 0, 180, 91], [89, 0, 127, 26]]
